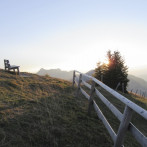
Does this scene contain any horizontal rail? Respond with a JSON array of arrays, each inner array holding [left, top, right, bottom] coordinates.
[[74, 71, 147, 146], [75, 70, 82, 74], [82, 80, 91, 89], [75, 71, 147, 120], [94, 88, 147, 146], [95, 88, 123, 121], [93, 100, 117, 142], [80, 87, 90, 100], [129, 123, 147, 147], [93, 77, 147, 120]]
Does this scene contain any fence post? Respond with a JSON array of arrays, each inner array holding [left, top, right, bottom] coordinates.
[[114, 105, 133, 147], [72, 70, 75, 87], [144, 92, 146, 98], [101, 75, 103, 82], [122, 83, 124, 93], [88, 80, 96, 116], [76, 74, 82, 97], [136, 89, 138, 95], [115, 82, 120, 91]]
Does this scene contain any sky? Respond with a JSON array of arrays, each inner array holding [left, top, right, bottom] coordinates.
[[0, 0, 147, 73]]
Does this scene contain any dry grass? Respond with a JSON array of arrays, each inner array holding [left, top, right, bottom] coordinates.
[[0, 70, 113, 147], [0, 69, 146, 147]]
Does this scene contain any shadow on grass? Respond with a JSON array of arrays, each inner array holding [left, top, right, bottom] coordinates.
[[0, 90, 113, 147]]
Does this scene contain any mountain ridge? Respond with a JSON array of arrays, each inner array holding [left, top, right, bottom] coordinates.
[[37, 68, 73, 81], [37, 68, 147, 97]]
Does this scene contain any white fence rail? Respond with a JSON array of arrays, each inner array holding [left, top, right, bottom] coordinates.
[[73, 70, 147, 147]]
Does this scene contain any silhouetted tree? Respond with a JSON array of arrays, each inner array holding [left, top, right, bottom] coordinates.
[[94, 50, 129, 93]]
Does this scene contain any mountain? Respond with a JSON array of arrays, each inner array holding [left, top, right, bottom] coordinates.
[[86, 69, 95, 76], [37, 68, 73, 81], [37, 68, 94, 82], [129, 67, 147, 81], [128, 74, 147, 95]]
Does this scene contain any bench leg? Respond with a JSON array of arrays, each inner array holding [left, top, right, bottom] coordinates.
[[17, 68, 20, 75]]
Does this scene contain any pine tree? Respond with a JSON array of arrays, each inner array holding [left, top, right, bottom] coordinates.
[[94, 50, 129, 93]]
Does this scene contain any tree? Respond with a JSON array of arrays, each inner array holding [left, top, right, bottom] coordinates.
[[94, 50, 129, 93]]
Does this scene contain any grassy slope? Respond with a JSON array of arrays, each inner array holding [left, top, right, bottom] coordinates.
[[0, 70, 146, 147], [0, 70, 112, 147]]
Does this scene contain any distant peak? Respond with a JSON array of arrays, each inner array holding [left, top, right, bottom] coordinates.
[[38, 68, 46, 73], [56, 68, 61, 71]]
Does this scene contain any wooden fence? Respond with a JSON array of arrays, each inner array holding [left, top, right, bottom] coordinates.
[[72, 70, 147, 147]]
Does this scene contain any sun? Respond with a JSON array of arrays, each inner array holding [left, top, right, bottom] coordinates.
[[103, 59, 109, 65], [105, 60, 109, 65]]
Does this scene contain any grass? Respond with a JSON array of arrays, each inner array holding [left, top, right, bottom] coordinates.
[[0, 69, 147, 146], [0, 70, 113, 147]]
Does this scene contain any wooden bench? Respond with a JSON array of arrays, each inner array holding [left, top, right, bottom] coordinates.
[[4, 59, 20, 75]]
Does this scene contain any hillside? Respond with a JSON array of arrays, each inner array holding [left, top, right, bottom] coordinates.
[[129, 67, 147, 81], [128, 74, 147, 94], [0, 69, 146, 147], [0, 69, 113, 147]]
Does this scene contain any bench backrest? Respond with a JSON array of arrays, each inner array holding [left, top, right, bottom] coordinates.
[[4, 59, 10, 69]]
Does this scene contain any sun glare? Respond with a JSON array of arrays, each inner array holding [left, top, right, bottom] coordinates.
[[101, 59, 109, 65], [105, 60, 109, 65]]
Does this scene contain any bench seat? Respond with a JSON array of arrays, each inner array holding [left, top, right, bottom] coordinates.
[[9, 65, 20, 69]]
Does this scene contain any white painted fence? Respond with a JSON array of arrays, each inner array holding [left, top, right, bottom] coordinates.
[[72, 70, 147, 147]]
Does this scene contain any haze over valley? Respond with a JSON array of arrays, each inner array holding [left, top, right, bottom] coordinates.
[[129, 67, 147, 81]]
